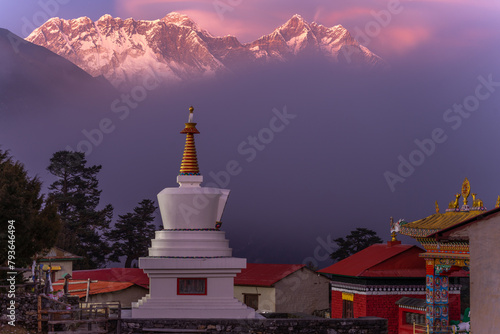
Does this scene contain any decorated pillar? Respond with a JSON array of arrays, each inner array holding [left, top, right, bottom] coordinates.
[[426, 258, 457, 333], [433, 273, 449, 332], [425, 258, 436, 331]]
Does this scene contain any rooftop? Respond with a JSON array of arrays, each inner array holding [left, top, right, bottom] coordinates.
[[39, 246, 83, 262], [71, 265, 309, 289], [234, 263, 306, 287], [396, 296, 426, 311], [398, 178, 497, 238], [319, 241, 426, 278], [400, 211, 482, 238], [72, 268, 149, 289], [52, 280, 138, 298]]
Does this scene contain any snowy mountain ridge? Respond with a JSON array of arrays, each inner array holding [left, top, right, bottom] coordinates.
[[26, 13, 384, 90]]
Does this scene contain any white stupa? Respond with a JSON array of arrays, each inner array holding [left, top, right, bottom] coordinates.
[[131, 107, 257, 318]]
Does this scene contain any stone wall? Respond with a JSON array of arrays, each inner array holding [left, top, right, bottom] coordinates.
[[121, 317, 387, 334], [274, 267, 331, 314], [0, 292, 39, 331], [0, 292, 76, 331], [234, 286, 275, 312]]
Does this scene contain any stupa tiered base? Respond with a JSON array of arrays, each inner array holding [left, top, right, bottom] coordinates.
[[131, 257, 257, 318], [149, 230, 231, 257]]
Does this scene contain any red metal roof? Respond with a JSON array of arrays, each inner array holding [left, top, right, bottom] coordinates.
[[72, 268, 149, 288], [234, 263, 306, 287], [319, 242, 427, 278], [52, 280, 135, 298]]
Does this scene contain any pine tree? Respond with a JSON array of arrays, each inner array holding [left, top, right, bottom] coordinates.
[[329, 228, 383, 262], [0, 149, 61, 268], [47, 151, 113, 269], [106, 199, 157, 268]]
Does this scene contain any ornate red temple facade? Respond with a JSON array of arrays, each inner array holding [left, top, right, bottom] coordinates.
[[395, 178, 499, 333], [319, 240, 462, 334]]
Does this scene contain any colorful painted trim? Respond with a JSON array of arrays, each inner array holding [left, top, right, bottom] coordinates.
[[149, 256, 230, 259], [330, 282, 461, 296], [400, 226, 440, 238], [165, 228, 218, 231], [435, 258, 470, 267], [417, 238, 470, 254]]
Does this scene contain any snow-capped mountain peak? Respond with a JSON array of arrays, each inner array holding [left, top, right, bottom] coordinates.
[[26, 13, 384, 90], [161, 12, 195, 26], [98, 14, 114, 21]]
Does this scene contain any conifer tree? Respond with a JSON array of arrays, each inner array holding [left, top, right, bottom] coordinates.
[[47, 151, 113, 269], [329, 228, 383, 262], [0, 149, 61, 268], [106, 199, 157, 268]]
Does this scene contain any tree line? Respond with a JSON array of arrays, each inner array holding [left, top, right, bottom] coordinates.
[[0, 148, 384, 272], [0, 149, 157, 270]]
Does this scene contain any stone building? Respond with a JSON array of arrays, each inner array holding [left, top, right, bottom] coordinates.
[[37, 247, 82, 282], [234, 263, 331, 315]]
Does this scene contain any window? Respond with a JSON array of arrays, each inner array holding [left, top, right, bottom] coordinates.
[[243, 294, 259, 310], [177, 278, 207, 295], [342, 299, 354, 318]]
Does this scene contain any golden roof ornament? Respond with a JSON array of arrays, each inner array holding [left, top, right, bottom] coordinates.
[[435, 201, 439, 214], [472, 193, 484, 209], [443, 178, 488, 212], [461, 177, 470, 206], [448, 193, 460, 210], [179, 106, 200, 175], [496, 196, 500, 208]]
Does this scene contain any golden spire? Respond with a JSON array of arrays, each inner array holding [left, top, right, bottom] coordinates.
[[496, 196, 500, 208], [179, 106, 200, 175], [435, 201, 439, 214]]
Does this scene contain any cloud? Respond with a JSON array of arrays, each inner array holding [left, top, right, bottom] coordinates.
[[377, 26, 432, 55], [118, 0, 207, 18], [316, 7, 374, 26]]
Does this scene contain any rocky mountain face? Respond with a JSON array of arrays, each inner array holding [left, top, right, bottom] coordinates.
[[26, 13, 383, 90]]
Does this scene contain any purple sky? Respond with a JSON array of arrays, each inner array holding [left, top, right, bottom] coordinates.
[[2, 0, 500, 266]]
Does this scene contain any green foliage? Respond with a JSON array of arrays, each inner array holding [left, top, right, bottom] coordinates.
[[329, 227, 383, 262], [0, 149, 61, 268], [106, 199, 157, 268], [47, 151, 113, 269]]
